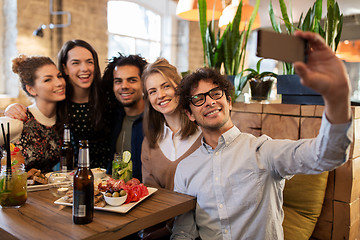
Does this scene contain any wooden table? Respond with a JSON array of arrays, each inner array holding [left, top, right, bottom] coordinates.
[[0, 187, 196, 240]]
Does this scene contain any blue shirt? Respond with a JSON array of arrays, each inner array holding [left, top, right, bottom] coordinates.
[[171, 114, 352, 240]]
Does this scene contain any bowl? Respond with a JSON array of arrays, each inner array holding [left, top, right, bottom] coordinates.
[[103, 193, 127, 206], [91, 168, 106, 179]]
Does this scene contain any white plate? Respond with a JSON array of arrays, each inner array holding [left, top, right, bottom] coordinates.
[[54, 187, 158, 213]]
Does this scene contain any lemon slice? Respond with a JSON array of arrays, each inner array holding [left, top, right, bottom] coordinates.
[[10, 143, 15, 152], [122, 151, 131, 163]]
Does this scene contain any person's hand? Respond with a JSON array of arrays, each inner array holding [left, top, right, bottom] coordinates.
[[4, 103, 27, 121], [294, 31, 351, 124]]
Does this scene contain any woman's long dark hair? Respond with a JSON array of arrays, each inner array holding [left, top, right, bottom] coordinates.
[[56, 40, 104, 132]]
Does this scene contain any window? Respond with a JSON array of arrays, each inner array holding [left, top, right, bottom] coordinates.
[[0, 0, 18, 97], [107, 1, 161, 62]]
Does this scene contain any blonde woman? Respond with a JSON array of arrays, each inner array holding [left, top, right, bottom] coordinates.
[[141, 58, 202, 239]]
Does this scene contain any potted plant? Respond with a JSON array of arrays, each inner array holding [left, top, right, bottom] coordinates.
[[240, 58, 277, 100], [269, 0, 343, 105], [198, 0, 261, 100]]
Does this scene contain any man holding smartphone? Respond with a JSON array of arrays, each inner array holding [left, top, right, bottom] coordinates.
[[171, 31, 352, 240]]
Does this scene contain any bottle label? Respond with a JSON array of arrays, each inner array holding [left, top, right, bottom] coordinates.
[[73, 189, 92, 218], [75, 205, 86, 217]]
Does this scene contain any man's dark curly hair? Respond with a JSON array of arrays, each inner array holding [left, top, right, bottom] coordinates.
[[102, 53, 147, 107], [177, 67, 235, 113]]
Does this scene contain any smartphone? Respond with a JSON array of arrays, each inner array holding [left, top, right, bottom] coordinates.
[[256, 29, 308, 63]]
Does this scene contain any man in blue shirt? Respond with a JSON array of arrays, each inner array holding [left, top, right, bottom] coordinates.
[[171, 31, 353, 239], [102, 54, 147, 181]]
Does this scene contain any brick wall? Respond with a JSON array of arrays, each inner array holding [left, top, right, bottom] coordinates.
[[17, 0, 108, 73], [188, 21, 204, 72]]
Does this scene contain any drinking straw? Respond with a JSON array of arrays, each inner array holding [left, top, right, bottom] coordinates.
[[6, 122, 11, 175], [0, 123, 6, 147], [1, 123, 11, 176]]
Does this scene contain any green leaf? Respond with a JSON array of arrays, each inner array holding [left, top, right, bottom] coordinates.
[[326, 5, 335, 49], [302, 8, 312, 31], [279, 0, 293, 34], [334, 13, 343, 52], [237, 74, 249, 93], [269, 1, 281, 33], [314, 0, 322, 20], [198, 0, 207, 66], [256, 58, 263, 72]]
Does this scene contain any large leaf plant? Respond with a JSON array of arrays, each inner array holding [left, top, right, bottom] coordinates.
[[198, 0, 261, 98], [269, 0, 343, 75]]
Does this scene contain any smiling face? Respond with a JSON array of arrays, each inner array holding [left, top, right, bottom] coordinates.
[[145, 72, 179, 117], [63, 46, 94, 91], [187, 79, 233, 132], [113, 65, 144, 109], [26, 64, 66, 103]]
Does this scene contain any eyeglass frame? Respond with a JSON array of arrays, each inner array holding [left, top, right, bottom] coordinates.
[[189, 87, 225, 107]]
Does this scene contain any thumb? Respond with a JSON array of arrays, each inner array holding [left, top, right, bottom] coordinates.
[[294, 62, 309, 79]]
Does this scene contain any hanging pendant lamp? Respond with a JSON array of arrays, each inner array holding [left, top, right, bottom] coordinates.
[[218, 0, 260, 30], [176, 0, 223, 21]]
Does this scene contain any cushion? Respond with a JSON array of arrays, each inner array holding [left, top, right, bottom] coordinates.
[[282, 172, 329, 240]]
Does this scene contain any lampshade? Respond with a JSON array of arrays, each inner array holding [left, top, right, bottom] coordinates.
[[176, 0, 223, 21], [218, 0, 261, 30], [336, 40, 360, 62]]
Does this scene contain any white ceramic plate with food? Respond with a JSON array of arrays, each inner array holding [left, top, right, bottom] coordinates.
[[54, 187, 158, 213]]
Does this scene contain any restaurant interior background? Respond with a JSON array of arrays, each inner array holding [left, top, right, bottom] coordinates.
[[1, 0, 360, 111]]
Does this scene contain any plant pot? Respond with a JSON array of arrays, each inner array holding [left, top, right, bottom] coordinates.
[[277, 75, 324, 105], [227, 75, 235, 86], [249, 78, 274, 101]]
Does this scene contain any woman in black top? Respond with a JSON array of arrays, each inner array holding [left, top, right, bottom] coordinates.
[[57, 40, 114, 168]]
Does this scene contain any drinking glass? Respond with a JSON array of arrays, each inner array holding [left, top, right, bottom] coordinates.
[[48, 171, 73, 198], [0, 163, 27, 208]]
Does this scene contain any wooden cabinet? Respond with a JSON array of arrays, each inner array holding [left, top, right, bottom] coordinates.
[[231, 102, 360, 240]]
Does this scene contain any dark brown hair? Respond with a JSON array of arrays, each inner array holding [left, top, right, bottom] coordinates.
[[142, 58, 198, 148], [12, 54, 55, 97], [178, 67, 234, 114], [57, 39, 104, 131]]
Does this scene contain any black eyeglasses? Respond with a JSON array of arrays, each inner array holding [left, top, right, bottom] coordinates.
[[189, 87, 224, 107]]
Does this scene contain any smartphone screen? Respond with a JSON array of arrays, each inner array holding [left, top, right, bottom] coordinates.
[[256, 30, 308, 63]]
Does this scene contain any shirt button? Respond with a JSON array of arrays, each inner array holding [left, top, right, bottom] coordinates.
[[219, 204, 223, 209], [215, 177, 219, 181]]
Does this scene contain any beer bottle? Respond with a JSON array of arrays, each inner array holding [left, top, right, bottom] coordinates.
[[73, 140, 94, 224], [60, 124, 74, 172]]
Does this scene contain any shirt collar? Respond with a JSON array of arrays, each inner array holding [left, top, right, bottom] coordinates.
[[201, 125, 241, 153], [162, 122, 181, 139]]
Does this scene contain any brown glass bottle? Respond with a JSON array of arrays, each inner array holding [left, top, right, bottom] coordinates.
[[73, 140, 94, 224], [60, 124, 74, 172]]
